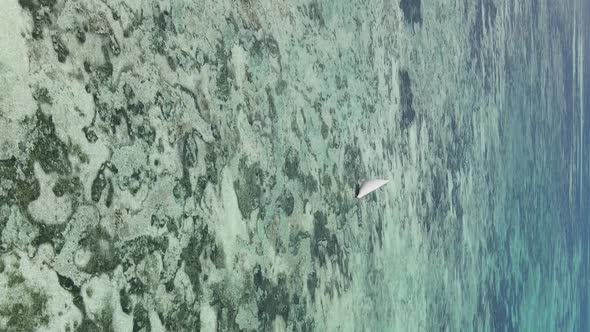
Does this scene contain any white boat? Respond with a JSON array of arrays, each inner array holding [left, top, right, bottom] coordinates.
[[355, 179, 389, 198]]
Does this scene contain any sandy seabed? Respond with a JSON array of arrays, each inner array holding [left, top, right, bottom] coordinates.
[[0, 0, 585, 331]]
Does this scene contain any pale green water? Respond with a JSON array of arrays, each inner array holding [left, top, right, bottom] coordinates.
[[0, 0, 586, 331]]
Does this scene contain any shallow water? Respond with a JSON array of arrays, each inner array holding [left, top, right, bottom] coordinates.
[[0, 0, 587, 330]]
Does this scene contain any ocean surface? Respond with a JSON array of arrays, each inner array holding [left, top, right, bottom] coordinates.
[[0, 0, 588, 330]]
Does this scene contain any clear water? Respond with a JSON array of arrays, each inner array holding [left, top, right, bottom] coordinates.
[[0, 0, 587, 330]]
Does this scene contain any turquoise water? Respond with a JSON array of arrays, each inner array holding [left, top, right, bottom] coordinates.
[[0, 0, 587, 330]]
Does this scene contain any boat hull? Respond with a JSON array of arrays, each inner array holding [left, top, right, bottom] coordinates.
[[356, 179, 389, 198]]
